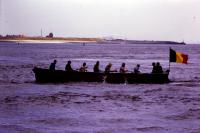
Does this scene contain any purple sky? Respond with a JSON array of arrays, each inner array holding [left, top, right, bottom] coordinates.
[[1, 0, 200, 43]]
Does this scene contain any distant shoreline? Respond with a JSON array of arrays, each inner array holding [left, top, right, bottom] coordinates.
[[0, 37, 100, 43], [99, 39, 186, 45], [0, 39, 97, 43], [0, 37, 186, 45]]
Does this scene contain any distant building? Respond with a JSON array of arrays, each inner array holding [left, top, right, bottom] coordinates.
[[46, 32, 54, 38]]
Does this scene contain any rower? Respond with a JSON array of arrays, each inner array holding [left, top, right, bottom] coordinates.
[[105, 63, 117, 73], [156, 62, 163, 73], [79, 62, 88, 72], [120, 63, 128, 73], [151, 62, 156, 73], [93, 61, 101, 72], [65, 60, 74, 71], [49, 60, 57, 70], [134, 64, 140, 73]]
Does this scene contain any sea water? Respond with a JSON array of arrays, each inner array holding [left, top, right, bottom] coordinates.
[[0, 42, 200, 133]]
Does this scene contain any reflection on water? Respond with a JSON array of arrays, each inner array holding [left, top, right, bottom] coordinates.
[[0, 42, 200, 133]]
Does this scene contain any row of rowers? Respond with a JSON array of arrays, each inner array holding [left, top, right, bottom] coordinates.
[[49, 60, 164, 73]]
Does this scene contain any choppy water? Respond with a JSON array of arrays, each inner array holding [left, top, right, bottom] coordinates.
[[0, 42, 200, 133]]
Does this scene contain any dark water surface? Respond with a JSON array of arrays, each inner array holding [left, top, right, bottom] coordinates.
[[0, 42, 200, 133]]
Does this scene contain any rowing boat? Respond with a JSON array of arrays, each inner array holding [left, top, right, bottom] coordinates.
[[33, 67, 169, 84]]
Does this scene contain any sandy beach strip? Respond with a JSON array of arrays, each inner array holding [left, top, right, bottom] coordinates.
[[0, 39, 99, 43]]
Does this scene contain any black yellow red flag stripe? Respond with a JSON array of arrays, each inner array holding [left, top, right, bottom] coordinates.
[[170, 48, 188, 64]]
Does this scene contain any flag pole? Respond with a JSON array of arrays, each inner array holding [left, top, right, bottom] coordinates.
[[169, 47, 171, 72]]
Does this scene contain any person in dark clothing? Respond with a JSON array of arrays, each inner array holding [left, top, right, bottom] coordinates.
[[134, 64, 140, 73], [93, 61, 101, 72], [156, 62, 163, 73], [105, 63, 117, 73], [105, 63, 112, 73], [151, 62, 157, 73], [79, 62, 88, 72], [65, 60, 73, 71], [49, 60, 57, 70], [120, 63, 128, 73]]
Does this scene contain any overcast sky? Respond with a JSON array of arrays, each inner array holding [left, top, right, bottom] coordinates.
[[1, 0, 200, 43]]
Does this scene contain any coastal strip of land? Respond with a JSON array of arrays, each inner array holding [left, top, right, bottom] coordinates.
[[0, 36, 100, 43], [0, 35, 185, 45]]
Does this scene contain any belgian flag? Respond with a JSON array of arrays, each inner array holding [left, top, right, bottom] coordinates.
[[170, 48, 188, 64]]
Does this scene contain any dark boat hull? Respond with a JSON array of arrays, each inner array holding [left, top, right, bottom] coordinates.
[[33, 67, 169, 84], [33, 67, 104, 83], [126, 73, 169, 84], [105, 73, 169, 84], [105, 73, 126, 83]]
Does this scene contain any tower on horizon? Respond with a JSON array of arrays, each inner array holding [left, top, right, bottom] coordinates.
[[41, 29, 43, 37]]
